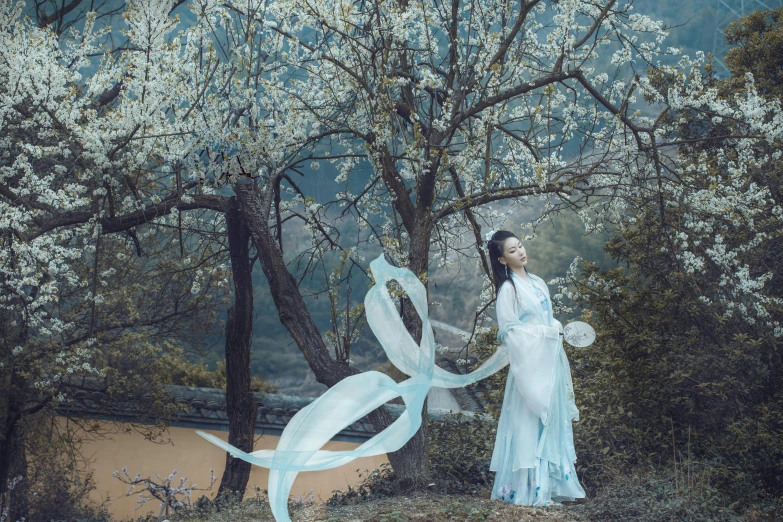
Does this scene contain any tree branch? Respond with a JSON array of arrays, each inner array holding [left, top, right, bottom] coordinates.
[[29, 190, 226, 240], [433, 182, 568, 221]]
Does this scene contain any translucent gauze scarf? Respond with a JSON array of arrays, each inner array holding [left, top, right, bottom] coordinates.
[[196, 254, 511, 522]]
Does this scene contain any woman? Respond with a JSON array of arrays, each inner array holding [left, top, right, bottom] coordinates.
[[487, 230, 585, 506]]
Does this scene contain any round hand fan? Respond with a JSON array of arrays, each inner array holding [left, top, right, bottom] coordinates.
[[563, 321, 596, 348]]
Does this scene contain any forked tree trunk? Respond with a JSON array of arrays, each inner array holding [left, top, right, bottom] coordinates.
[[233, 182, 429, 486], [216, 197, 255, 501]]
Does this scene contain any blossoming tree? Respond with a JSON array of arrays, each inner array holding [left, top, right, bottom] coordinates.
[[2, 0, 782, 515], [241, 0, 783, 481], [0, 1, 234, 516]]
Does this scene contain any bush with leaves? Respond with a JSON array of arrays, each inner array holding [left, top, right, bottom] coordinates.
[[332, 408, 499, 502], [548, 7, 783, 507], [561, 203, 782, 501], [427, 411, 498, 494], [326, 463, 398, 505], [570, 469, 754, 522], [13, 414, 111, 522]]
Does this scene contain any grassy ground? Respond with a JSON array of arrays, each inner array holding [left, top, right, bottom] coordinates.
[[163, 491, 578, 522], [137, 486, 783, 522]]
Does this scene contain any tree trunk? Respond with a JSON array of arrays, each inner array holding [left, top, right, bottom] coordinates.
[[232, 182, 428, 487], [0, 370, 29, 522], [393, 222, 435, 487], [216, 197, 255, 502]]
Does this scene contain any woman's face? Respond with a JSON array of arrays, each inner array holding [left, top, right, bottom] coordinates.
[[499, 237, 527, 270]]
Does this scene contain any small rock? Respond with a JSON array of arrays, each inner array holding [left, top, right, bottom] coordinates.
[[195, 494, 212, 510]]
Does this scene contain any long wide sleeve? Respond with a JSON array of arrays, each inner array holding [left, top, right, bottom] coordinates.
[[495, 281, 562, 426], [538, 278, 580, 423]]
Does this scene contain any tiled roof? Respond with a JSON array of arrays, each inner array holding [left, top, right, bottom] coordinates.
[[57, 384, 488, 444]]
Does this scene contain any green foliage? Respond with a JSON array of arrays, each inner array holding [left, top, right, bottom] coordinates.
[[566, 8, 783, 507], [724, 7, 783, 100], [159, 489, 277, 522], [427, 412, 497, 494], [329, 409, 499, 503], [327, 463, 397, 504], [22, 416, 112, 522], [159, 352, 277, 393], [568, 207, 783, 501], [721, 397, 783, 495], [468, 329, 508, 421], [159, 353, 229, 389]]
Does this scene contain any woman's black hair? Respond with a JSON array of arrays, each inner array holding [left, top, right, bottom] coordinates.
[[487, 230, 527, 298]]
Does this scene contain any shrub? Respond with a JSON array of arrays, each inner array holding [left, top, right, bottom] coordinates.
[[570, 467, 783, 522], [427, 412, 497, 494], [332, 409, 498, 503], [564, 209, 783, 503], [327, 463, 397, 505], [22, 415, 112, 522], [560, 6, 783, 506]]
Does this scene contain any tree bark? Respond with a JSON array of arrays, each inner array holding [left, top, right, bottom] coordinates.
[[0, 370, 29, 522], [232, 182, 427, 486], [393, 220, 435, 486], [216, 197, 255, 502]]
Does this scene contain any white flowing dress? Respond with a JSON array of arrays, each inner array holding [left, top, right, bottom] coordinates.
[[489, 271, 586, 505]]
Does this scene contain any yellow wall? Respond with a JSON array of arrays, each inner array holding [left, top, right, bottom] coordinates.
[[73, 420, 388, 521]]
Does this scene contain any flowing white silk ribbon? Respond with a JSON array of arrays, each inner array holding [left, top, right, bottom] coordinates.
[[196, 254, 511, 522]]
